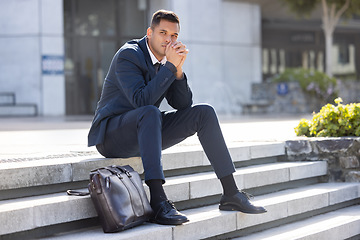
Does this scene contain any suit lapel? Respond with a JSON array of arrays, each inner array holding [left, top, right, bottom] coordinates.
[[138, 36, 153, 67], [138, 36, 157, 79], [137, 36, 168, 104]]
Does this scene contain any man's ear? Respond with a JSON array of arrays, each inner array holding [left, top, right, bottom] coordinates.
[[146, 27, 152, 38]]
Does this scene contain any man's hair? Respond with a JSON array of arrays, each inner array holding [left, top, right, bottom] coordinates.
[[150, 10, 180, 29]]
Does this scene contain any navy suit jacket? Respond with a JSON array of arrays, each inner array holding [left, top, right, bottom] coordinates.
[[88, 36, 193, 146]]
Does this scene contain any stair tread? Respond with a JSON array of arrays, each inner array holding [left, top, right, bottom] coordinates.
[[3, 181, 359, 238], [0, 161, 327, 210], [0, 160, 329, 236], [2, 139, 358, 240], [0, 143, 285, 191], [33, 182, 360, 240], [234, 205, 360, 240]]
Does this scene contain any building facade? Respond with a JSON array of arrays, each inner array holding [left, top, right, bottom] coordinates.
[[0, 0, 358, 116], [257, 0, 360, 82], [0, 0, 261, 116]]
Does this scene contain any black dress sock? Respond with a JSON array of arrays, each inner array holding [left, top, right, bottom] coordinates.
[[220, 174, 239, 196], [146, 179, 168, 211]]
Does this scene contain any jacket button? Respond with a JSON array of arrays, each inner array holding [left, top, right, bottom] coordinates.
[[160, 78, 168, 87]]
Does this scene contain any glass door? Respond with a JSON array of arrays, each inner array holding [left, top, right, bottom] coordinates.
[[64, 0, 147, 115]]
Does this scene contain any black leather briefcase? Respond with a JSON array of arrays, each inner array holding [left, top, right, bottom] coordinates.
[[88, 165, 153, 233]]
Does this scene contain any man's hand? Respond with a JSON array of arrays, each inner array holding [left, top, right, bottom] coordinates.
[[165, 41, 189, 79]]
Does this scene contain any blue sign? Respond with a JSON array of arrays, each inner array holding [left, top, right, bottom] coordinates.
[[277, 82, 289, 95], [42, 55, 64, 75]]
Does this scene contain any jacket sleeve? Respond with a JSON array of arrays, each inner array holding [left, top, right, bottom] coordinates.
[[114, 48, 178, 108], [165, 75, 193, 110]]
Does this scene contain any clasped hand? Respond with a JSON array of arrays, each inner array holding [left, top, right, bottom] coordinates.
[[165, 41, 189, 70]]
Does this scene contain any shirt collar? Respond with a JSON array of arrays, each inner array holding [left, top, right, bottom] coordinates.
[[146, 37, 167, 65]]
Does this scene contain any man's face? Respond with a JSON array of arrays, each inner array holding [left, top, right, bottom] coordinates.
[[147, 20, 180, 61]]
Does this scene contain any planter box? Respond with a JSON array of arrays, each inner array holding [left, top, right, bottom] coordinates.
[[285, 137, 360, 182]]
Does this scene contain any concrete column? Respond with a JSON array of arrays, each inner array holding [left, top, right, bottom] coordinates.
[[40, 0, 65, 116], [167, 0, 262, 114], [0, 0, 65, 116]]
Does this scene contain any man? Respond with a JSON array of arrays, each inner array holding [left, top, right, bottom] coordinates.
[[88, 9, 266, 226]]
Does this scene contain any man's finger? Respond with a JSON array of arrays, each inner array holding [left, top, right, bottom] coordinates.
[[176, 48, 189, 54]]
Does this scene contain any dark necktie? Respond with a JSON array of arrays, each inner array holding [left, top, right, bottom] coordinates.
[[154, 62, 161, 73]]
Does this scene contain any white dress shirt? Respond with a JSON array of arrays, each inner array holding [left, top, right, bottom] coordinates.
[[146, 37, 167, 65]]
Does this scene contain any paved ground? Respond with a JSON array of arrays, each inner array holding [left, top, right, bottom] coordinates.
[[0, 113, 312, 161]]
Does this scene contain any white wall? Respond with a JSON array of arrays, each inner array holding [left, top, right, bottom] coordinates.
[[155, 0, 262, 114], [0, 0, 65, 116]]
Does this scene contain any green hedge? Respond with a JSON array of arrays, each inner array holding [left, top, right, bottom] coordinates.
[[295, 98, 360, 137]]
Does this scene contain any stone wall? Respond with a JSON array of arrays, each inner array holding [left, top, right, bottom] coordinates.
[[285, 138, 360, 182], [338, 80, 360, 104], [244, 80, 360, 114], [243, 82, 323, 114]]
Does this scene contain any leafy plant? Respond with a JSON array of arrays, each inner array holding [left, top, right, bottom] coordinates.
[[295, 97, 360, 137], [272, 68, 338, 103]]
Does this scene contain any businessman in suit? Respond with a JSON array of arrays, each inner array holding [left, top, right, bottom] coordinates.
[[88, 9, 266, 225]]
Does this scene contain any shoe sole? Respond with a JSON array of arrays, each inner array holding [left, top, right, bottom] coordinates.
[[149, 218, 189, 225], [219, 204, 267, 214]]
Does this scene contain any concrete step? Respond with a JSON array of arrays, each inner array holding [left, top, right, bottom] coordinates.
[[0, 104, 37, 117], [34, 182, 360, 240], [162, 161, 327, 202], [0, 161, 327, 236], [234, 204, 360, 240], [0, 142, 285, 195]]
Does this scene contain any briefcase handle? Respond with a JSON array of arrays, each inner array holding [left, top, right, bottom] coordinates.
[[101, 165, 133, 178]]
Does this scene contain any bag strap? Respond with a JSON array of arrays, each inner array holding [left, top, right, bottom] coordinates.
[[67, 165, 135, 196], [66, 189, 90, 196]]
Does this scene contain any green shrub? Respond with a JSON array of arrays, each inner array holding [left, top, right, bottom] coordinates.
[[295, 97, 360, 137], [272, 68, 338, 102]]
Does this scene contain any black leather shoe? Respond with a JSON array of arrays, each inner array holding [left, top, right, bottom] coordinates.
[[150, 200, 189, 225], [219, 191, 267, 214]]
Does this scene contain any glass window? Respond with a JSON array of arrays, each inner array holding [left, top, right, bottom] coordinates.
[[117, 0, 147, 43], [70, 0, 116, 37], [64, 0, 148, 114], [279, 49, 285, 73], [262, 48, 269, 74], [270, 48, 277, 74], [333, 43, 356, 75]]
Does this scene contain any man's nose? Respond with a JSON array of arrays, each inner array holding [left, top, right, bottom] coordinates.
[[165, 35, 171, 43]]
